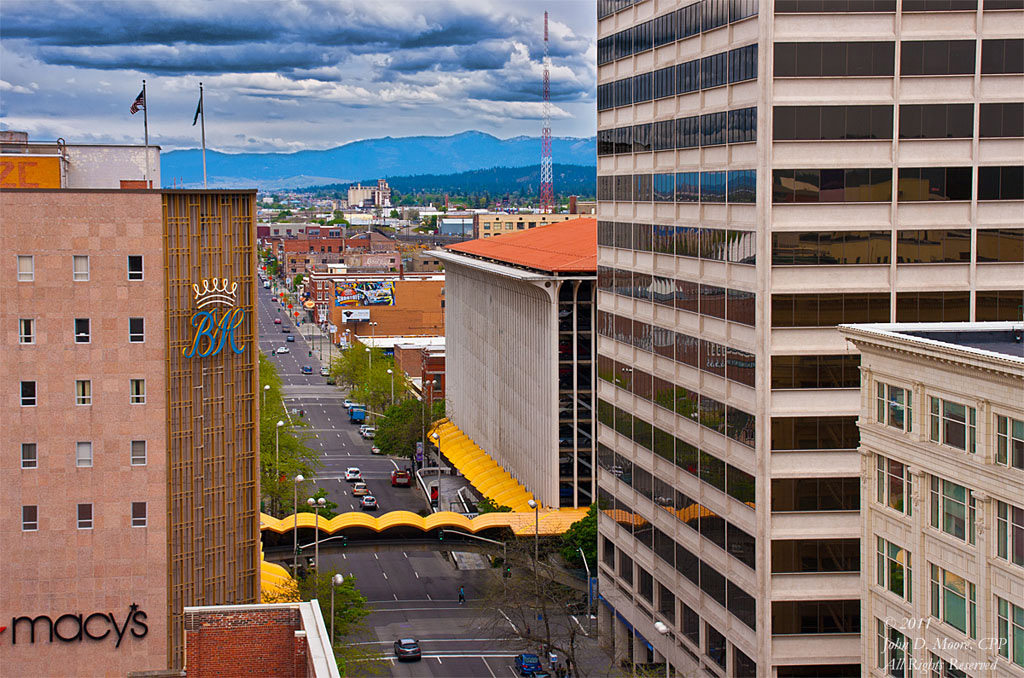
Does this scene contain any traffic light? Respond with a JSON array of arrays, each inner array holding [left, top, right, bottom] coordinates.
[[438, 530, 444, 542], [504, 565, 512, 578], [342, 535, 348, 547]]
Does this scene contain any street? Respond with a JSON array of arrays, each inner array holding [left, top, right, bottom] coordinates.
[[259, 279, 616, 677]]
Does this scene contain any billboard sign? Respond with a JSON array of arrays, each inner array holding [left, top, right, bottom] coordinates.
[[341, 309, 370, 322], [334, 281, 395, 307]]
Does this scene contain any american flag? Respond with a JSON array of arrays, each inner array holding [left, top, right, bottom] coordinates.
[[130, 88, 145, 115]]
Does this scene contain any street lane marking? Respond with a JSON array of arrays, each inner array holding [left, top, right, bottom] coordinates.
[[381, 571, 388, 580], [482, 657, 498, 678], [414, 571, 420, 579], [497, 608, 518, 634], [426, 593, 431, 601], [393, 593, 398, 601]]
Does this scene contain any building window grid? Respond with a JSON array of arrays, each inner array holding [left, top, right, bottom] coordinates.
[[930, 564, 976, 638], [997, 500, 1024, 568], [877, 537, 913, 602], [877, 382, 913, 432], [131, 440, 148, 466], [21, 380, 37, 407], [74, 318, 91, 343], [76, 441, 93, 468], [130, 379, 146, 404], [19, 318, 35, 344], [75, 379, 92, 406], [128, 255, 144, 280], [996, 415, 1024, 470], [876, 455, 913, 516], [17, 255, 34, 281], [129, 317, 145, 343], [997, 597, 1024, 668], [131, 502, 147, 527], [929, 396, 976, 453], [21, 443, 38, 469], [930, 476, 976, 544], [877, 618, 911, 678], [77, 503, 93, 530], [22, 505, 39, 531], [72, 255, 90, 281]]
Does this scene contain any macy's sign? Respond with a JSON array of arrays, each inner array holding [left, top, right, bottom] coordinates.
[[2, 603, 148, 647]]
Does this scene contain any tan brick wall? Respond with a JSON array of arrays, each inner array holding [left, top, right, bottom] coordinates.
[[0, 190, 169, 675]]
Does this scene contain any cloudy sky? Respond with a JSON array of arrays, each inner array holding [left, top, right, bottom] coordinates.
[[0, 0, 596, 153]]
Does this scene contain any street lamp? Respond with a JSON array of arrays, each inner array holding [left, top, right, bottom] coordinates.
[[293, 474, 304, 574], [653, 621, 671, 678], [386, 368, 394, 406], [275, 420, 285, 513], [365, 346, 371, 371], [263, 384, 270, 407], [307, 496, 326, 570], [330, 573, 345, 649], [527, 498, 540, 599], [578, 545, 592, 635]]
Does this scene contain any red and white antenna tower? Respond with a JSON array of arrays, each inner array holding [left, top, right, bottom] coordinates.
[[539, 10, 554, 214]]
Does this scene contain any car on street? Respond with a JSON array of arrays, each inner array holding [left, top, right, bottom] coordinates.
[[361, 427, 376, 439], [282, 327, 291, 333], [358, 424, 370, 436], [393, 638, 421, 661], [514, 653, 543, 676], [360, 495, 378, 510], [371, 445, 382, 455], [352, 482, 370, 497], [275, 346, 290, 354], [391, 469, 412, 487], [273, 318, 282, 324], [264, 281, 271, 288], [286, 335, 295, 342], [344, 467, 362, 482], [343, 398, 354, 409], [301, 366, 313, 374], [320, 367, 329, 377]]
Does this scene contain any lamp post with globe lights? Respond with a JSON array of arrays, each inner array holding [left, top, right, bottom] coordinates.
[[330, 573, 345, 648], [307, 496, 326, 570], [292, 474, 304, 573]]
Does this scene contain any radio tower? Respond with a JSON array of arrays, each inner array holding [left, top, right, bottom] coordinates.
[[539, 11, 554, 213]]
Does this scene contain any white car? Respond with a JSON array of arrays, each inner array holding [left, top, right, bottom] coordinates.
[[358, 424, 370, 436], [275, 346, 290, 354], [344, 467, 362, 482], [362, 427, 376, 439], [343, 398, 354, 409]]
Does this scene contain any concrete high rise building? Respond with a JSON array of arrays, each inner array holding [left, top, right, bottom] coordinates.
[[594, 2, 1023, 676], [2, 138, 259, 674]]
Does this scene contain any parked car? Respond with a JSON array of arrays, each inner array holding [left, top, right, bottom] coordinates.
[[393, 638, 421, 661], [286, 335, 295, 342], [360, 495, 378, 510], [514, 653, 543, 676], [391, 469, 412, 487], [301, 365, 313, 374], [358, 425, 370, 436], [352, 482, 370, 497], [362, 427, 376, 439], [263, 281, 271, 288], [371, 445, 382, 455], [274, 318, 282, 324], [275, 346, 290, 354], [343, 398, 354, 409], [344, 467, 362, 482], [320, 366, 329, 377]]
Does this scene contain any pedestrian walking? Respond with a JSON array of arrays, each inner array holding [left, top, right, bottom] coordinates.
[[458, 585, 465, 604]]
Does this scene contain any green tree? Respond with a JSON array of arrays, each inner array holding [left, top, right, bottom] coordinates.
[[260, 354, 321, 516], [476, 497, 512, 514], [560, 504, 597, 571], [263, 569, 385, 676], [295, 487, 339, 519], [292, 273, 304, 290], [388, 209, 400, 219], [374, 398, 446, 461]]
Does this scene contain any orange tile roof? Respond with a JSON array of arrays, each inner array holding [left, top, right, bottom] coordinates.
[[445, 217, 596, 273]]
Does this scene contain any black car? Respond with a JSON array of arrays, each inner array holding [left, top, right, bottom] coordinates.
[[394, 638, 421, 661]]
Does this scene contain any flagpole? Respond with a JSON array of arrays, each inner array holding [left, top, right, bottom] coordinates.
[[142, 80, 150, 186], [200, 82, 207, 188]]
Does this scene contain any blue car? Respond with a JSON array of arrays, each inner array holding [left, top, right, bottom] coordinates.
[[301, 366, 313, 374], [514, 653, 543, 676]]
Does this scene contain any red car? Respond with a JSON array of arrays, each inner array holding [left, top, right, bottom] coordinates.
[[391, 469, 412, 487], [273, 318, 282, 324]]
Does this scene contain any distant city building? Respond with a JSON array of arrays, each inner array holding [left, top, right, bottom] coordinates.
[[3, 138, 258, 674], [406, 250, 445, 273], [473, 212, 581, 239], [434, 218, 597, 509], [840, 322, 1024, 678], [347, 179, 391, 208]]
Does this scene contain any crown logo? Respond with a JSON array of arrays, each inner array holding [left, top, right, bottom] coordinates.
[[193, 278, 238, 308]]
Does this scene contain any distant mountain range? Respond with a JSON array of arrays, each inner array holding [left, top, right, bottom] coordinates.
[[160, 131, 596, 190], [305, 164, 595, 198]]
